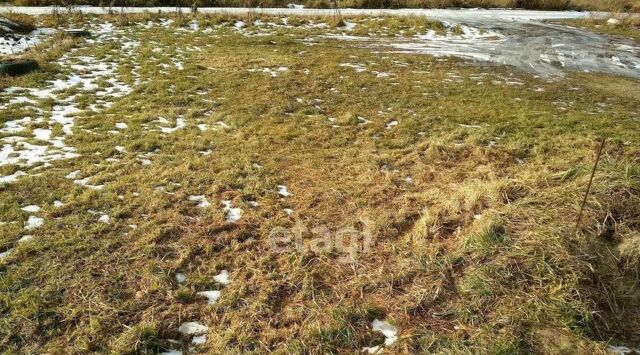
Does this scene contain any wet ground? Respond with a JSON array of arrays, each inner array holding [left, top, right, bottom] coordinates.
[[1, 8, 639, 78]]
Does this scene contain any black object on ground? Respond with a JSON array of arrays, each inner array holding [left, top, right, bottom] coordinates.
[[0, 59, 39, 76], [64, 29, 91, 37]]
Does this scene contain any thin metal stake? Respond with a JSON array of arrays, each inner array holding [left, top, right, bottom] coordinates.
[[575, 137, 607, 233]]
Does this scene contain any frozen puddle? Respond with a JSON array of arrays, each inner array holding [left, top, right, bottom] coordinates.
[[325, 13, 640, 79], [0, 21, 140, 185]]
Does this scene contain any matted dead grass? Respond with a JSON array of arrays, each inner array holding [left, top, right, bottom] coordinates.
[[0, 13, 639, 354]]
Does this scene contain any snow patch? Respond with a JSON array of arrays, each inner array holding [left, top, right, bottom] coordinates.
[[178, 321, 209, 335], [214, 270, 230, 285], [222, 200, 242, 223], [196, 290, 221, 305]]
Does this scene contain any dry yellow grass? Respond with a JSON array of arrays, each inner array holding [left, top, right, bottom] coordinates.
[[0, 13, 639, 354], [5, 0, 640, 11]]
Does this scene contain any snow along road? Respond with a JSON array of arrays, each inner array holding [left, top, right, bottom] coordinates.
[[1, 7, 639, 78]]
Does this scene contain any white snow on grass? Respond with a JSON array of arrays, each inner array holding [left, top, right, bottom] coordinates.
[[137, 150, 157, 166], [18, 235, 34, 243], [372, 319, 398, 345], [222, 200, 242, 223], [214, 121, 231, 129], [0, 28, 54, 55], [0, 170, 27, 185], [362, 345, 383, 354], [196, 290, 221, 305], [609, 345, 640, 355], [214, 270, 230, 285], [0, 25, 135, 182], [21, 205, 41, 213], [73, 177, 105, 190], [0, 249, 12, 260], [24, 215, 44, 230], [277, 185, 292, 197], [188, 195, 211, 208], [178, 321, 209, 335], [247, 66, 288, 77], [0, 141, 80, 167], [340, 63, 367, 73], [0, 21, 141, 180], [192, 334, 207, 345], [362, 319, 399, 353], [33, 128, 52, 141], [115, 122, 128, 129], [65, 170, 81, 179], [385, 120, 398, 129], [175, 273, 186, 284], [98, 214, 110, 224], [158, 117, 186, 134]]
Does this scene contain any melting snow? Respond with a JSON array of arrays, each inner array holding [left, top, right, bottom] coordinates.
[[188, 195, 211, 208], [277, 185, 291, 197], [18, 235, 34, 243], [175, 273, 186, 284], [0, 21, 140, 180], [214, 270, 230, 285], [0, 170, 27, 185], [24, 215, 44, 230], [222, 200, 242, 223], [0, 28, 54, 55], [609, 345, 640, 355], [363, 319, 398, 353], [0, 250, 12, 260], [21, 205, 41, 213], [178, 321, 209, 335], [196, 290, 221, 305], [158, 117, 186, 134], [192, 334, 207, 345], [247, 67, 288, 77], [372, 319, 398, 345]]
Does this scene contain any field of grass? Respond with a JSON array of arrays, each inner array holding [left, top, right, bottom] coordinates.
[[1, 13, 640, 354], [2, 0, 640, 12]]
